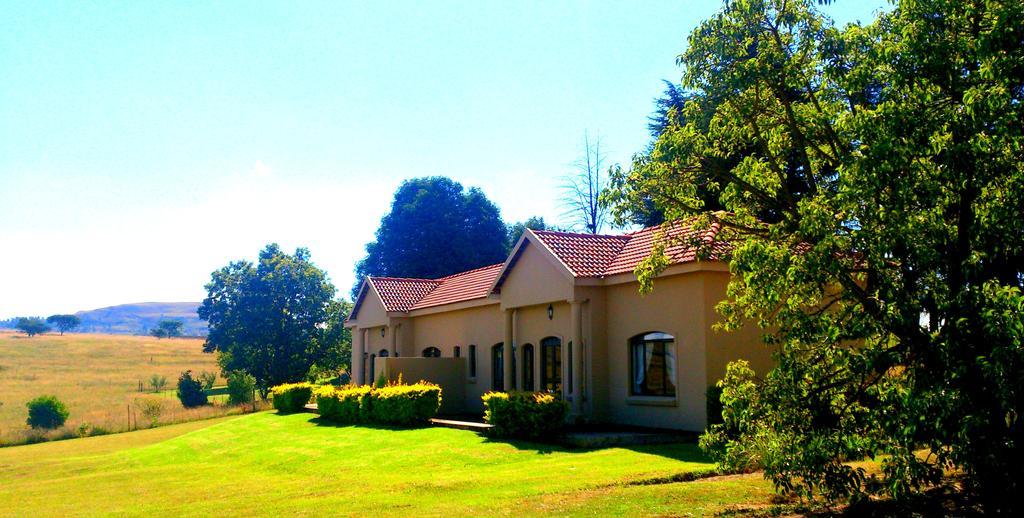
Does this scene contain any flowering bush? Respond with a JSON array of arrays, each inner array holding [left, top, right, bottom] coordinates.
[[315, 385, 372, 424], [482, 391, 569, 439], [270, 382, 314, 413], [369, 382, 442, 426]]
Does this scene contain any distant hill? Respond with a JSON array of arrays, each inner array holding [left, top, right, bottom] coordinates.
[[75, 302, 207, 336]]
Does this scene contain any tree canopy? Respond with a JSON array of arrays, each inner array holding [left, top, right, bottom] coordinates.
[[353, 177, 508, 296], [15, 317, 50, 337], [608, 0, 1023, 510], [45, 314, 80, 336], [150, 319, 183, 339], [505, 216, 554, 250], [199, 244, 338, 395]]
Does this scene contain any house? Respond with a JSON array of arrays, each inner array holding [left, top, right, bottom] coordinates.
[[344, 218, 773, 431]]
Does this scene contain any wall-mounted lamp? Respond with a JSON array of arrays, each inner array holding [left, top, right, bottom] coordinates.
[[547, 304, 554, 320], [380, 328, 386, 338]]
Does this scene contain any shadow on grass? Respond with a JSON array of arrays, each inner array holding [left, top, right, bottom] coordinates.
[[295, 411, 713, 464]]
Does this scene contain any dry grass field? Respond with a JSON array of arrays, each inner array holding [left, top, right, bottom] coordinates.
[[0, 331, 241, 445]]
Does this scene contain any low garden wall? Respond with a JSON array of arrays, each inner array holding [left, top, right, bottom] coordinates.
[[375, 357, 466, 414]]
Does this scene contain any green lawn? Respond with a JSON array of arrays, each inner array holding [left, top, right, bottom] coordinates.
[[0, 412, 776, 516]]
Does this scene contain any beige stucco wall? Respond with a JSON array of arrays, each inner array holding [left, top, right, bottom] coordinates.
[[603, 272, 710, 431], [512, 301, 572, 392], [355, 285, 389, 328], [702, 271, 774, 385], [406, 303, 503, 411], [499, 240, 574, 309], [575, 285, 608, 421], [376, 357, 466, 414]]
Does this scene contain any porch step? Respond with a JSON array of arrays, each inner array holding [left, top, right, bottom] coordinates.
[[428, 418, 494, 432], [303, 403, 320, 413]]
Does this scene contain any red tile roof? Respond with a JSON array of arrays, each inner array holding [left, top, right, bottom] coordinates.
[[532, 219, 726, 278], [411, 263, 503, 310], [530, 230, 630, 277], [602, 219, 726, 276], [358, 263, 504, 316], [368, 277, 440, 312], [352, 218, 726, 319]]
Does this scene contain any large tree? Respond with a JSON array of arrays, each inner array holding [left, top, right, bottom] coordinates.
[[150, 319, 183, 339], [15, 317, 50, 337], [45, 314, 80, 336], [608, 0, 1023, 510], [505, 216, 553, 250], [353, 177, 508, 296], [199, 244, 337, 395]]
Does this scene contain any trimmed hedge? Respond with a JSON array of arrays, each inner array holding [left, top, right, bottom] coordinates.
[[270, 382, 314, 413], [482, 391, 569, 439], [369, 383, 442, 426], [315, 385, 372, 424], [312, 382, 441, 427]]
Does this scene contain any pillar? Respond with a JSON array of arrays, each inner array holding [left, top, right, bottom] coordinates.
[[570, 301, 584, 415], [503, 308, 513, 391], [513, 309, 522, 390], [353, 327, 365, 386], [389, 322, 398, 357]]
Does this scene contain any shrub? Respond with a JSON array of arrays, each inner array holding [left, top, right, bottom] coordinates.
[[706, 383, 724, 427], [270, 382, 314, 413], [315, 385, 372, 424], [138, 397, 165, 427], [482, 391, 569, 439], [26, 395, 70, 429], [149, 374, 167, 393], [176, 370, 208, 408], [226, 371, 256, 405], [198, 371, 218, 390], [76, 422, 108, 438], [369, 382, 442, 426]]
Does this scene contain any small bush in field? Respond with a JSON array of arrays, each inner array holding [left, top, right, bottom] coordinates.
[[26, 395, 70, 429], [270, 382, 314, 413], [138, 398, 165, 427], [176, 370, 208, 408], [315, 385, 372, 424], [149, 374, 167, 393], [198, 371, 218, 390], [482, 391, 569, 439], [369, 381, 442, 426], [226, 371, 256, 405]]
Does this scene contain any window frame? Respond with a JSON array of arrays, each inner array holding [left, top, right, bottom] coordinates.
[[540, 336, 561, 395], [491, 343, 504, 391], [521, 343, 535, 391], [629, 332, 676, 398]]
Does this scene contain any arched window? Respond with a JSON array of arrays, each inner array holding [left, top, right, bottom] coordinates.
[[468, 345, 477, 378], [540, 337, 561, 394], [630, 332, 676, 397], [491, 343, 504, 391], [521, 343, 535, 391], [379, 349, 389, 358], [422, 347, 441, 358], [454, 346, 461, 358]]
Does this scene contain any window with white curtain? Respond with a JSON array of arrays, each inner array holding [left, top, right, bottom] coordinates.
[[629, 332, 676, 397]]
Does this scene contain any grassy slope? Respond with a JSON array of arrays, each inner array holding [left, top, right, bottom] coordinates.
[[0, 412, 774, 516], [0, 332, 221, 442]]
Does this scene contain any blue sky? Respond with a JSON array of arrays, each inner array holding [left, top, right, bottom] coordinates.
[[0, 1, 886, 317]]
